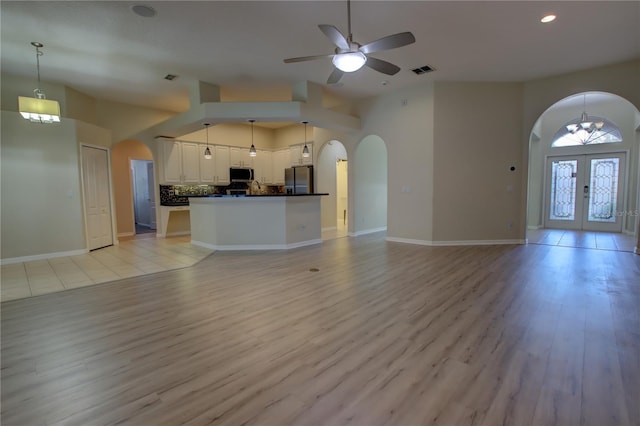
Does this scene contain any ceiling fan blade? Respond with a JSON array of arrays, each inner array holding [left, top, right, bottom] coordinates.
[[284, 54, 333, 64], [327, 68, 344, 84], [365, 56, 401, 76], [318, 24, 349, 50], [360, 32, 416, 54]]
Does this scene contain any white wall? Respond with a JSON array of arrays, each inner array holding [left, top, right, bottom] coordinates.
[[1, 112, 86, 259]]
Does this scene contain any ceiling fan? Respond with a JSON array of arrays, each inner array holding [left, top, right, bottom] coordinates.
[[283, 0, 416, 84]]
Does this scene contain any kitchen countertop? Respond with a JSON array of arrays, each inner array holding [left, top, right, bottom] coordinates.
[[188, 193, 329, 198]]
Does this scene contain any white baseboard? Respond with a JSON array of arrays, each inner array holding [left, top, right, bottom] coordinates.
[[351, 226, 387, 237], [117, 232, 135, 238], [191, 239, 322, 251], [385, 237, 526, 247], [527, 225, 542, 230], [623, 229, 635, 236], [322, 226, 337, 232], [1, 249, 89, 265]]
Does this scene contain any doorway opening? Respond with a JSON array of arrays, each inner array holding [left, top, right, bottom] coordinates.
[[317, 140, 349, 240], [131, 159, 156, 235]]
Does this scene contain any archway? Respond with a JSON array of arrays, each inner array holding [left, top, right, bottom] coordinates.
[[353, 135, 388, 236], [527, 91, 640, 251], [317, 140, 348, 239], [111, 139, 155, 238]]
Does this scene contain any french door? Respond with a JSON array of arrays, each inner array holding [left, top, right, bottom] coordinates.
[[545, 153, 626, 232]]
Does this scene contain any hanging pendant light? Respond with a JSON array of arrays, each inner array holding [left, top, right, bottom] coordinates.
[[18, 42, 61, 124], [565, 93, 604, 136], [249, 119, 257, 157], [203, 122, 212, 159], [302, 121, 310, 157]]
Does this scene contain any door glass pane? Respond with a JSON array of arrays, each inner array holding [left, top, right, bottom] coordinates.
[[550, 160, 577, 221], [588, 158, 619, 222]]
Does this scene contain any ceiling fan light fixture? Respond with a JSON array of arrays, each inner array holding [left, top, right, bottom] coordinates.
[[332, 51, 367, 72]]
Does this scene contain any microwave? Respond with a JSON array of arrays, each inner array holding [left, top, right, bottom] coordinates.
[[229, 167, 254, 182]]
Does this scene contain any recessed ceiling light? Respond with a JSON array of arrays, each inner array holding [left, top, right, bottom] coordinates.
[[541, 14, 556, 23], [131, 4, 156, 18]]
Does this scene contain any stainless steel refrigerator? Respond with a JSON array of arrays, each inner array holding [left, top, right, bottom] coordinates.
[[285, 166, 314, 194]]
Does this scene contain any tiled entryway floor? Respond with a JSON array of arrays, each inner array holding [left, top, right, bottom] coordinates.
[[527, 229, 637, 252], [1, 235, 213, 302]]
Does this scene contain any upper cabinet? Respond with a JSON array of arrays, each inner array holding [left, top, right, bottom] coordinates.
[[253, 150, 273, 184], [272, 149, 289, 185], [161, 140, 200, 184], [230, 147, 252, 168], [214, 145, 230, 184], [290, 143, 313, 166]]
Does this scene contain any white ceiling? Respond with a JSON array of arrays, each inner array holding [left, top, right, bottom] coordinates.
[[2, 1, 639, 113]]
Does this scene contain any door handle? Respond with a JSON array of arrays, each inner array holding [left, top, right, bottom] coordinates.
[[584, 185, 589, 198]]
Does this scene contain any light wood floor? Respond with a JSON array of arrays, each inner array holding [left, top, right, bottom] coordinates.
[[1, 233, 639, 425]]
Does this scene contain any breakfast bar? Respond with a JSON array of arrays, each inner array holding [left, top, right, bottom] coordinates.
[[189, 194, 327, 250]]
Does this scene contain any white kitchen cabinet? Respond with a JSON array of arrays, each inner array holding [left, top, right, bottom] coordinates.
[[181, 142, 200, 183], [214, 145, 230, 184], [230, 147, 253, 168], [161, 140, 200, 184], [272, 149, 289, 185], [199, 145, 216, 183], [253, 150, 273, 184], [290, 143, 313, 166]]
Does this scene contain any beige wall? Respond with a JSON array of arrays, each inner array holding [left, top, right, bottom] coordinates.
[[66, 86, 97, 124], [356, 83, 435, 241], [1, 111, 85, 260], [111, 140, 154, 236], [96, 99, 175, 145], [433, 82, 524, 242]]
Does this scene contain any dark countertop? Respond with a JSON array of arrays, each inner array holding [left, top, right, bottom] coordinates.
[[187, 193, 329, 199]]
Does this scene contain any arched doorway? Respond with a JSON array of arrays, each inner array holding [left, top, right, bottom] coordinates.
[[111, 139, 155, 238], [527, 91, 640, 251], [317, 140, 348, 240], [353, 135, 388, 236]]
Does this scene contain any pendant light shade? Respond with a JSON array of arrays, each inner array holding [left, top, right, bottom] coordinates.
[[302, 121, 310, 157], [565, 94, 604, 135], [203, 122, 212, 159], [18, 42, 61, 124], [249, 119, 257, 157]]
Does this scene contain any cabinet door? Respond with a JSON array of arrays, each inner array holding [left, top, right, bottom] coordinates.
[[199, 144, 215, 183], [289, 145, 302, 166], [162, 140, 182, 183], [272, 150, 288, 185], [214, 145, 230, 184], [230, 147, 252, 167], [181, 142, 200, 183], [254, 150, 273, 184]]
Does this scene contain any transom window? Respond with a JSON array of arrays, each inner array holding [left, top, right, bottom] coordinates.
[[552, 116, 623, 147]]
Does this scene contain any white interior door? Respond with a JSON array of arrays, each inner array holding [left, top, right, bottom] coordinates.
[[545, 153, 626, 232], [82, 146, 113, 250]]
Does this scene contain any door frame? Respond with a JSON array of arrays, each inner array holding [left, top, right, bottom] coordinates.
[[542, 149, 630, 232], [79, 143, 118, 248]]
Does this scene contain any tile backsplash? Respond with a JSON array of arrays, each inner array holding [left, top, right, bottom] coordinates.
[[160, 185, 223, 205]]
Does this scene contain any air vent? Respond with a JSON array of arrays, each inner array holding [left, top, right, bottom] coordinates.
[[411, 65, 435, 75], [164, 74, 178, 81], [131, 4, 156, 18]]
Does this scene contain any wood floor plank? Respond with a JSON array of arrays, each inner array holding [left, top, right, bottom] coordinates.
[[2, 234, 639, 426]]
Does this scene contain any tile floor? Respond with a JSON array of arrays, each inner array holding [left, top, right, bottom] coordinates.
[[527, 229, 637, 252], [1, 235, 213, 302]]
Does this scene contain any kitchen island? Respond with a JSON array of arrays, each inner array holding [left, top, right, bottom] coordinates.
[[189, 194, 327, 250]]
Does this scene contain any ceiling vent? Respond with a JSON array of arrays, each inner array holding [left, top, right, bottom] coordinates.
[[411, 65, 435, 75], [164, 74, 178, 81]]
